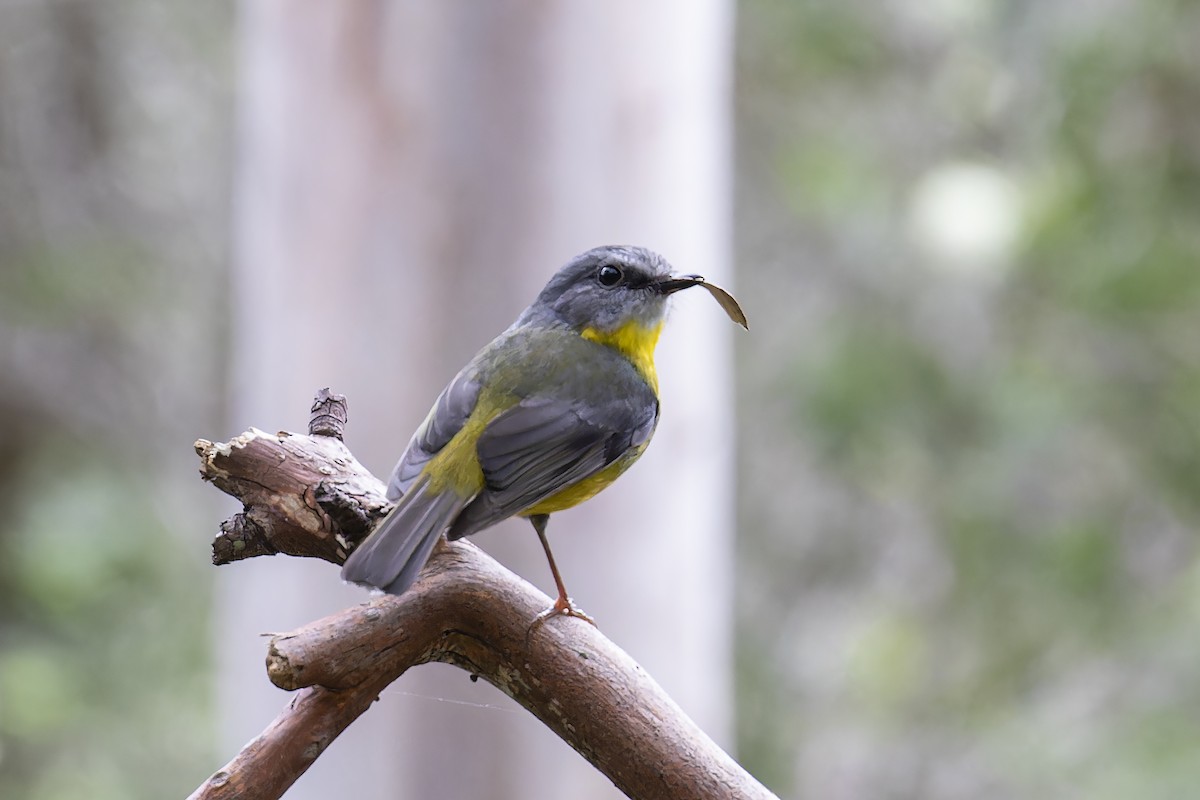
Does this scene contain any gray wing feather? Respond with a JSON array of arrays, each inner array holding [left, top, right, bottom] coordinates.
[[446, 395, 655, 539], [387, 368, 481, 500]]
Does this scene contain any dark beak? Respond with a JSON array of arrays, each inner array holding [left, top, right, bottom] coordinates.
[[651, 274, 749, 329], [651, 274, 706, 295]]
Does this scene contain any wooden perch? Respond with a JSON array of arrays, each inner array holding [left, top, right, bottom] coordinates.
[[188, 389, 777, 800]]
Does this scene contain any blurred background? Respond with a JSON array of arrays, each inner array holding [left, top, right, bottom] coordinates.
[[2, 1, 1200, 799]]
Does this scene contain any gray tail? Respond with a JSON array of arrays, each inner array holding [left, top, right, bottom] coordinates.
[[341, 479, 468, 595]]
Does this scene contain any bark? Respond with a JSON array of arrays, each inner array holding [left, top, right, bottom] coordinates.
[[189, 391, 776, 800]]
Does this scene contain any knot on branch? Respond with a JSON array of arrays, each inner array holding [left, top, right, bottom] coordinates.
[[212, 513, 276, 564], [314, 481, 384, 542], [308, 388, 348, 440]]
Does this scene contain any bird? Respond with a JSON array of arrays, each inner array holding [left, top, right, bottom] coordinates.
[[341, 244, 747, 624]]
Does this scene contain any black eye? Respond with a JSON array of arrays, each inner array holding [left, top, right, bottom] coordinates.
[[597, 264, 623, 287]]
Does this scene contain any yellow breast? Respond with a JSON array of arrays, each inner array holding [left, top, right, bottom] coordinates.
[[580, 320, 664, 393]]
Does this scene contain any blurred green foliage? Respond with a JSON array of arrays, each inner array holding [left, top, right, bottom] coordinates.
[[0, 443, 212, 800], [0, 1, 230, 797], [737, 0, 1200, 797]]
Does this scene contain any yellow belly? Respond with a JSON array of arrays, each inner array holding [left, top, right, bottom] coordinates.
[[521, 446, 645, 516]]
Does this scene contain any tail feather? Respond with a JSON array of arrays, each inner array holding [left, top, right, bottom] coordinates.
[[341, 479, 468, 595]]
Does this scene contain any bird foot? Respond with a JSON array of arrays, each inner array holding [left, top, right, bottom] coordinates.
[[528, 595, 596, 636]]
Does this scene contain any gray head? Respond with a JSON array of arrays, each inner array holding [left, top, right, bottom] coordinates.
[[523, 245, 697, 334]]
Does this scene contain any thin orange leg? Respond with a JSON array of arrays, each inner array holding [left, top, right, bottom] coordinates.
[[528, 514, 595, 631]]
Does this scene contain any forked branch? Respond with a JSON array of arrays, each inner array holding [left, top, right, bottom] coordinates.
[[188, 390, 776, 800]]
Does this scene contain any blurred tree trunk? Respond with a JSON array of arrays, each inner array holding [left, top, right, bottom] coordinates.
[[222, 2, 734, 798]]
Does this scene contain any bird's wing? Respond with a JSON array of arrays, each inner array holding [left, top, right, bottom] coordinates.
[[387, 367, 482, 500], [446, 394, 657, 538]]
